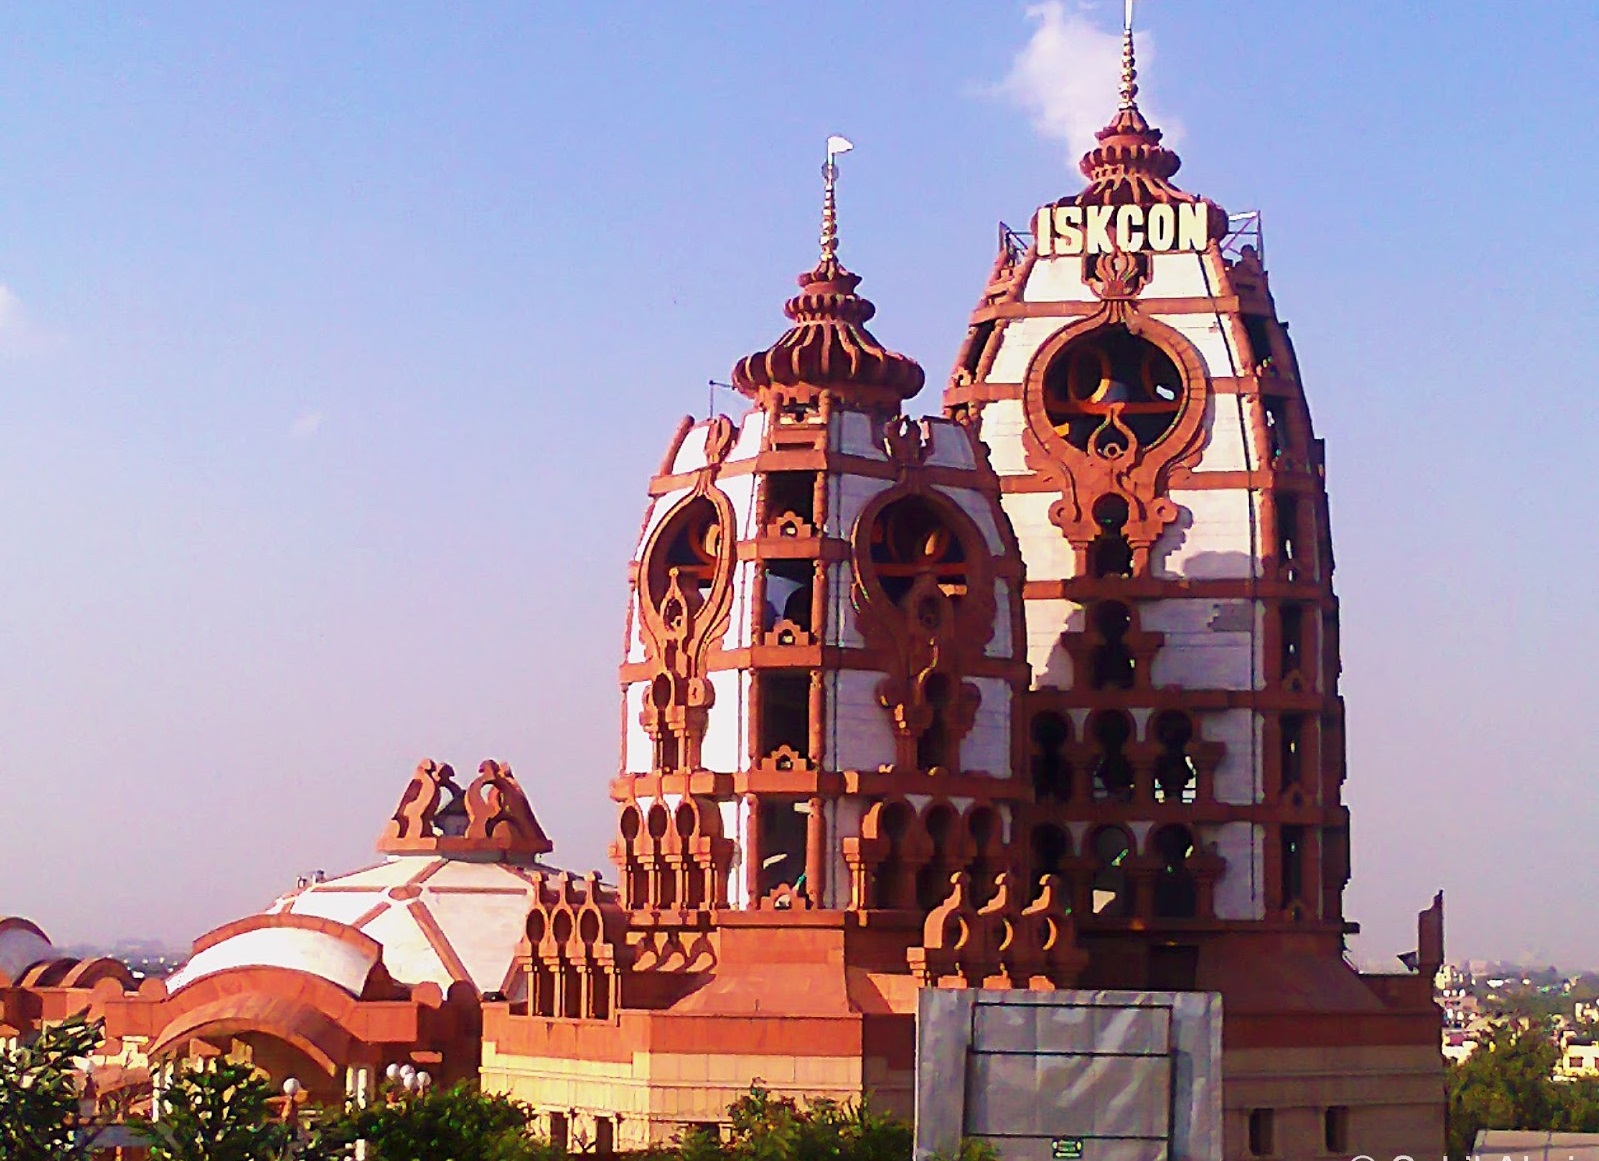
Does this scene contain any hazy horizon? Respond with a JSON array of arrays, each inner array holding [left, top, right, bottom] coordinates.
[[1, 2, 1595, 969]]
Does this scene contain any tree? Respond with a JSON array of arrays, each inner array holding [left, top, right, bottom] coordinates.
[[0, 1013, 100, 1161], [323, 1080, 551, 1161], [693, 1081, 916, 1161], [133, 1059, 330, 1161], [1447, 1026, 1599, 1158]]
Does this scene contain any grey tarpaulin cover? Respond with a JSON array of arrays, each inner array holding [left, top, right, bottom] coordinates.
[[914, 989, 1222, 1161]]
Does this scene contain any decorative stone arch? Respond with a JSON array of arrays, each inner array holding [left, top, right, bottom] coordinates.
[[518, 873, 631, 1021], [1027, 822, 1075, 901], [633, 483, 740, 774], [1018, 308, 1213, 574], [843, 798, 933, 910], [850, 479, 999, 645], [850, 479, 1001, 775], [146, 995, 350, 1080], [1086, 823, 1137, 919], [916, 801, 968, 909], [607, 795, 731, 912]]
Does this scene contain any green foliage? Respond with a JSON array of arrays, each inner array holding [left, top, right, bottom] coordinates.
[[324, 1080, 548, 1161], [133, 1059, 326, 1161], [0, 1013, 100, 1161], [924, 1140, 998, 1161], [1447, 1027, 1599, 1159], [681, 1080, 914, 1161], [0, 1049, 933, 1161]]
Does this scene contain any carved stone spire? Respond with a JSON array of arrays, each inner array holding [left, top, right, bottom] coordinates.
[[1119, 0, 1139, 111], [1061, 4, 1227, 232], [732, 143, 923, 409]]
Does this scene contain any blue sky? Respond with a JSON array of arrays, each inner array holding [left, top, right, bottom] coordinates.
[[0, 2, 1594, 967]]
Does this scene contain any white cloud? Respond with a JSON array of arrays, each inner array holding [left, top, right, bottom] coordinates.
[[0, 284, 63, 358], [995, 1, 1177, 165], [290, 410, 324, 440], [0, 285, 24, 332]]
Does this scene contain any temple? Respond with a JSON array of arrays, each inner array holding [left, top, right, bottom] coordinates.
[[11, 13, 1445, 1160]]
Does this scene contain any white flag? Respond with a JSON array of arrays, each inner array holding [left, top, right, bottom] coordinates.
[[826, 134, 854, 158]]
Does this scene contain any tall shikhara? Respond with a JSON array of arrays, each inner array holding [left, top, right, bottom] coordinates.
[[943, 15, 1344, 980], [941, 18, 1445, 1157]]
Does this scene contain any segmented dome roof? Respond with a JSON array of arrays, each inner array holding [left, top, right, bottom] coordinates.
[[732, 256, 924, 404]]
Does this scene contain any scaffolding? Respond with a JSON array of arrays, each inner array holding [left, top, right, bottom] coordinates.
[[1221, 209, 1265, 266]]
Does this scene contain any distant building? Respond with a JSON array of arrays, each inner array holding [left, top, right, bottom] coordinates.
[[1562, 1043, 1599, 1078], [0, 917, 135, 1050]]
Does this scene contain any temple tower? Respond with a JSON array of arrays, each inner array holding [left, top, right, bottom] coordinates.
[[480, 153, 1085, 1148], [941, 18, 1444, 1158], [616, 149, 1032, 916], [942, 12, 1344, 990]]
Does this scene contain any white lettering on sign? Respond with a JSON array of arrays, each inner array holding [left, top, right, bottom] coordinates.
[[1034, 201, 1210, 256]]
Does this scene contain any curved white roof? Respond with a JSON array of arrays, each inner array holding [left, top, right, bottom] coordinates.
[[165, 925, 379, 997], [0, 919, 55, 985], [265, 855, 546, 994]]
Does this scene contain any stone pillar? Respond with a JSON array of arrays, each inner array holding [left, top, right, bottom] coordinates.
[[744, 794, 761, 906], [805, 796, 827, 906]]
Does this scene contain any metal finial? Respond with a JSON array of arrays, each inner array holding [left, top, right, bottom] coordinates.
[[821, 160, 838, 264], [1119, 0, 1139, 110], [820, 135, 853, 265]]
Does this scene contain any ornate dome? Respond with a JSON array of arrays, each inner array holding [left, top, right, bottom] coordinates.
[[732, 256, 924, 405], [732, 154, 922, 408]]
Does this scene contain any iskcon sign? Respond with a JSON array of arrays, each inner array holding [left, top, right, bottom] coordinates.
[[1034, 201, 1210, 256]]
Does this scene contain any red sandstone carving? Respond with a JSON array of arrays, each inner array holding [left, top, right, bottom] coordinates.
[[907, 871, 1087, 989], [379, 758, 552, 860]]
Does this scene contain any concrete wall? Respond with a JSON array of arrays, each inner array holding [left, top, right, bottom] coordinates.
[[961, 676, 1013, 778], [1222, 1044, 1445, 1161], [825, 669, 897, 774]]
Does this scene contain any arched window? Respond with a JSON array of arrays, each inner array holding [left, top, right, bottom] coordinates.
[[761, 561, 814, 636], [1090, 494, 1134, 579], [647, 498, 723, 615], [1042, 325, 1184, 454], [868, 497, 969, 607], [1030, 712, 1072, 802], [1153, 711, 1199, 804], [1090, 826, 1133, 918], [917, 805, 960, 910], [1029, 824, 1071, 902], [870, 802, 915, 910], [675, 803, 703, 908], [1090, 603, 1136, 690], [1280, 826, 1306, 912], [1279, 715, 1305, 789], [647, 804, 673, 908], [757, 799, 807, 900], [1263, 396, 1293, 461], [1152, 825, 1198, 919], [965, 807, 1000, 901], [1280, 604, 1305, 678], [649, 675, 680, 771], [917, 673, 953, 772], [1089, 712, 1135, 802], [618, 807, 645, 907]]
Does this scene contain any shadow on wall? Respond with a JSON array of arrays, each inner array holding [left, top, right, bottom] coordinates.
[[1152, 507, 1256, 581]]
